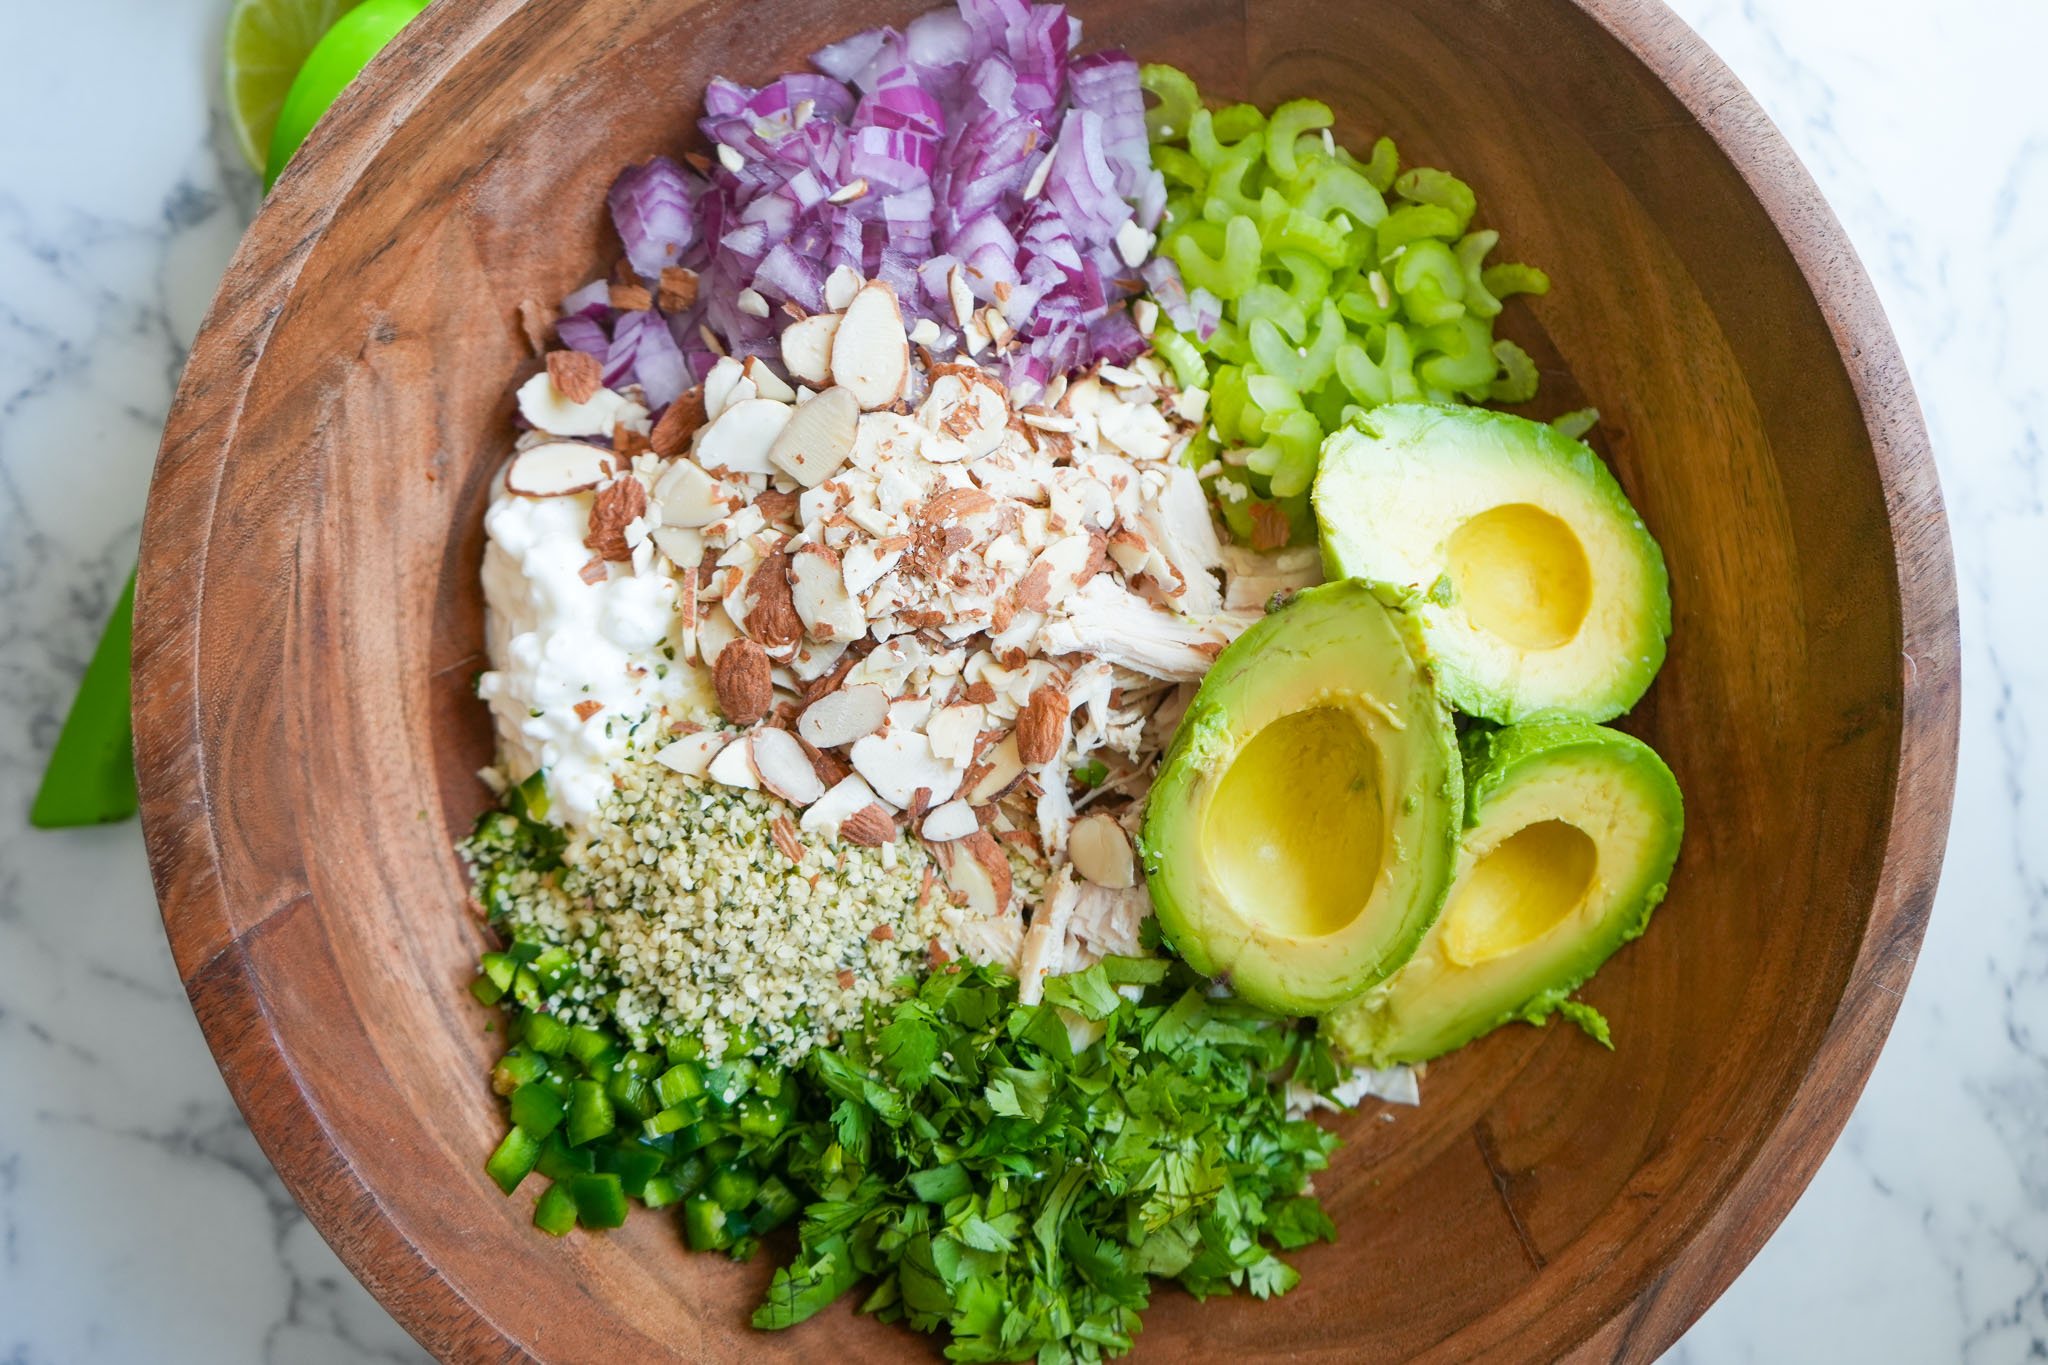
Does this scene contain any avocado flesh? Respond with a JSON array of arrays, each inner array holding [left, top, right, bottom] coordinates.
[[1314, 403, 1672, 724], [1140, 580, 1462, 1015], [1326, 720, 1684, 1066]]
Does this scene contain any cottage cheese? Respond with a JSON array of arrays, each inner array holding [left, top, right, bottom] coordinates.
[[477, 479, 713, 826]]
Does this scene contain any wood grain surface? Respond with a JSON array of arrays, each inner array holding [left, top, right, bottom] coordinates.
[[133, 0, 1960, 1359]]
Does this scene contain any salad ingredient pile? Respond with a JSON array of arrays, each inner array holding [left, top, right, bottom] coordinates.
[[458, 0, 1689, 1357]]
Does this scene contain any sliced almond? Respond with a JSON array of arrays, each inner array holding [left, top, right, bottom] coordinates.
[[694, 601, 741, 669], [1016, 534, 1097, 613], [705, 735, 760, 789], [583, 476, 648, 561], [939, 830, 1013, 918], [547, 349, 603, 402], [797, 683, 888, 749], [652, 459, 733, 527], [740, 550, 804, 649], [736, 288, 771, 318], [751, 726, 827, 805], [505, 442, 610, 497], [849, 726, 963, 808], [653, 731, 727, 778], [1113, 219, 1156, 269], [964, 733, 1025, 805], [713, 637, 774, 724], [780, 313, 841, 388], [1022, 146, 1056, 201], [921, 799, 979, 842], [789, 633, 850, 683], [841, 539, 905, 597], [908, 317, 942, 347], [802, 772, 885, 839], [916, 370, 1008, 464], [657, 266, 700, 312], [788, 542, 865, 642], [947, 264, 975, 330], [840, 803, 899, 847], [1068, 812, 1136, 888], [823, 265, 863, 312], [655, 523, 712, 573], [649, 388, 707, 456], [702, 356, 751, 422], [767, 386, 860, 487], [830, 281, 910, 409], [827, 177, 869, 205], [696, 398, 793, 476], [742, 355, 797, 403], [925, 703, 985, 766], [1016, 682, 1069, 766], [516, 370, 630, 438]]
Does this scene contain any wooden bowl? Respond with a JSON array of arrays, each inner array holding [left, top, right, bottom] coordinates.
[[135, 0, 1959, 1358]]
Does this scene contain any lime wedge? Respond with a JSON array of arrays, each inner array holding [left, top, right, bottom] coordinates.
[[223, 0, 366, 171]]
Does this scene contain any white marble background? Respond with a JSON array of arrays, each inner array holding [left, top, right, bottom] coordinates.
[[0, 0, 2038, 1359]]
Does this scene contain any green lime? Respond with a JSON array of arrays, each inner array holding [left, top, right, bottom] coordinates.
[[223, 0, 367, 172], [264, 0, 432, 188]]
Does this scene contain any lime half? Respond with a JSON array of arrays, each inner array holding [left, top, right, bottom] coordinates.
[[224, 0, 366, 171]]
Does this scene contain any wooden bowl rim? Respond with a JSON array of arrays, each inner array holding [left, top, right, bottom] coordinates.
[[134, 0, 1960, 1358]]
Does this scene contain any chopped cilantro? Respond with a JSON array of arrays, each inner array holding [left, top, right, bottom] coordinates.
[[757, 959, 1340, 1359]]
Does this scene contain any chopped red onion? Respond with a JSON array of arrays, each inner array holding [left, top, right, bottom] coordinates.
[[583, 0, 1156, 404]]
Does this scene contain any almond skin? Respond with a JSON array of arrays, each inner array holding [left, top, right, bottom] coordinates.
[[713, 638, 774, 724], [962, 830, 1014, 910], [771, 815, 804, 865], [547, 349, 602, 403], [609, 282, 653, 312], [585, 477, 647, 561], [649, 388, 707, 456], [657, 267, 700, 313], [840, 803, 898, 846], [1016, 682, 1069, 766], [741, 550, 804, 649]]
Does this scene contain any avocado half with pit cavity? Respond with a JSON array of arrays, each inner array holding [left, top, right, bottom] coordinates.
[[1326, 720, 1683, 1066], [1139, 580, 1463, 1015], [1314, 403, 1671, 723]]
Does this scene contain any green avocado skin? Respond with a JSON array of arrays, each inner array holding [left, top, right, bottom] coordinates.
[[1139, 580, 1463, 1016], [1313, 402, 1673, 725], [1325, 719, 1684, 1067]]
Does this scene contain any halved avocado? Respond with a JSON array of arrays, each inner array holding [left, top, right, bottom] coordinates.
[[1325, 720, 1683, 1066], [1314, 403, 1671, 723], [1138, 580, 1462, 1015]]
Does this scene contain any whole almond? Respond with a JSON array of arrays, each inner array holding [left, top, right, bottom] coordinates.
[[547, 349, 602, 404], [585, 477, 647, 561], [1016, 682, 1069, 766], [714, 638, 773, 724], [840, 803, 898, 847]]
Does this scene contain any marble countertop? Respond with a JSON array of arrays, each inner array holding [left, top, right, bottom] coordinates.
[[1, 0, 2038, 1359]]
